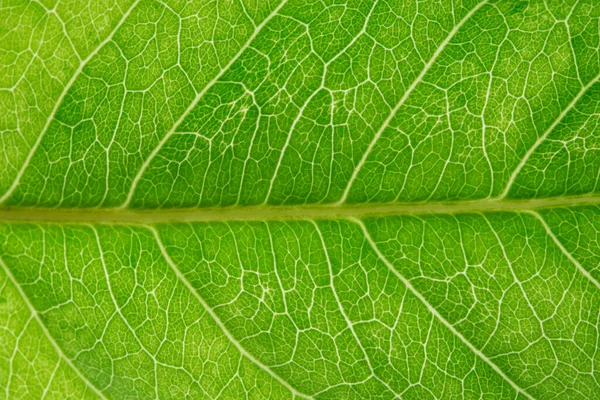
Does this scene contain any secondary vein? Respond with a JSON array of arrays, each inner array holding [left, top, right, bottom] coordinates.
[[0, 0, 142, 206], [336, 0, 488, 205], [353, 218, 536, 400], [148, 225, 314, 400], [0, 257, 109, 400]]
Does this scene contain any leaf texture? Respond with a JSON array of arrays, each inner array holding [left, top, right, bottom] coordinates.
[[1, 0, 600, 398]]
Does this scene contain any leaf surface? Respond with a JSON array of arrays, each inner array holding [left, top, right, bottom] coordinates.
[[1, 0, 600, 398]]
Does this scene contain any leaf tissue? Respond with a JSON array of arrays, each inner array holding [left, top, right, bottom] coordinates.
[[1, 0, 600, 398]]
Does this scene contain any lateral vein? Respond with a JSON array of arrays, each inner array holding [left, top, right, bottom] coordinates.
[[352, 218, 536, 400], [0, 194, 599, 224], [0, 0, 142, 205], [527, 210, 600, 291], [0, 257, 109, 400], [499, 71, 600, 199], [147, 225, 314, 400], [336, 0, 488, 205], [122, 0, 290, 208]]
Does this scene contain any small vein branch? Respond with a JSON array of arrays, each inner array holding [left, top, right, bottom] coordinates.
[[147, 225, 313, 400], [121, 0, 290, 208], [0, 0, 143, 205], [499, 72, 600, 199], [526, 210, 600, 291], [335, 0, 488, 205], [351, 217, 536, 400], [0, 257, 108, 400]]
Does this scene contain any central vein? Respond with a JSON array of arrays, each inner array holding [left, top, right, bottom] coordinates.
[[0, 194, 598, 224]]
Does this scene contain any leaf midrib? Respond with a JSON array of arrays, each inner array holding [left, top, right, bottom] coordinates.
[[0, 194, 598, 224]]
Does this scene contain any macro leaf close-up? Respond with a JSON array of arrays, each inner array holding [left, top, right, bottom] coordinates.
[[2, 0, 600, 398]]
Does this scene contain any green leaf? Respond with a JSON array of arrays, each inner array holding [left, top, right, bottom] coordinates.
[[1, 0, 600, 398]]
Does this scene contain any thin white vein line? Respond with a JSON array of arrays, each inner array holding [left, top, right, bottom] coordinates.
[[41, 355, 62, 400], [481, 215, 548, 334], [527, 210, 600, 291], [498, 71, 600, 199], [147, 225, 313, 400], [351, 217, 536, 400], [91, 226, 160, 399], [0, 257, 108, 400], [262, 0, 380, 204], [310, 220, 401, 399], [335, 0, 488, 205], [121, 0, 289, 209], [0, 0, 142, 205]]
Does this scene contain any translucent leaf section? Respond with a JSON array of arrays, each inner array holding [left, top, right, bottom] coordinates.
[[365, 212, 600, 399], [0, 224, 294, 399], [0, 0, 135, 197], [2, 0, 600, 207], [3, 0, 283, 207], [540, 205, 600, 282], [2, 208, 600, 398], [0, 266, 98, 399]]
